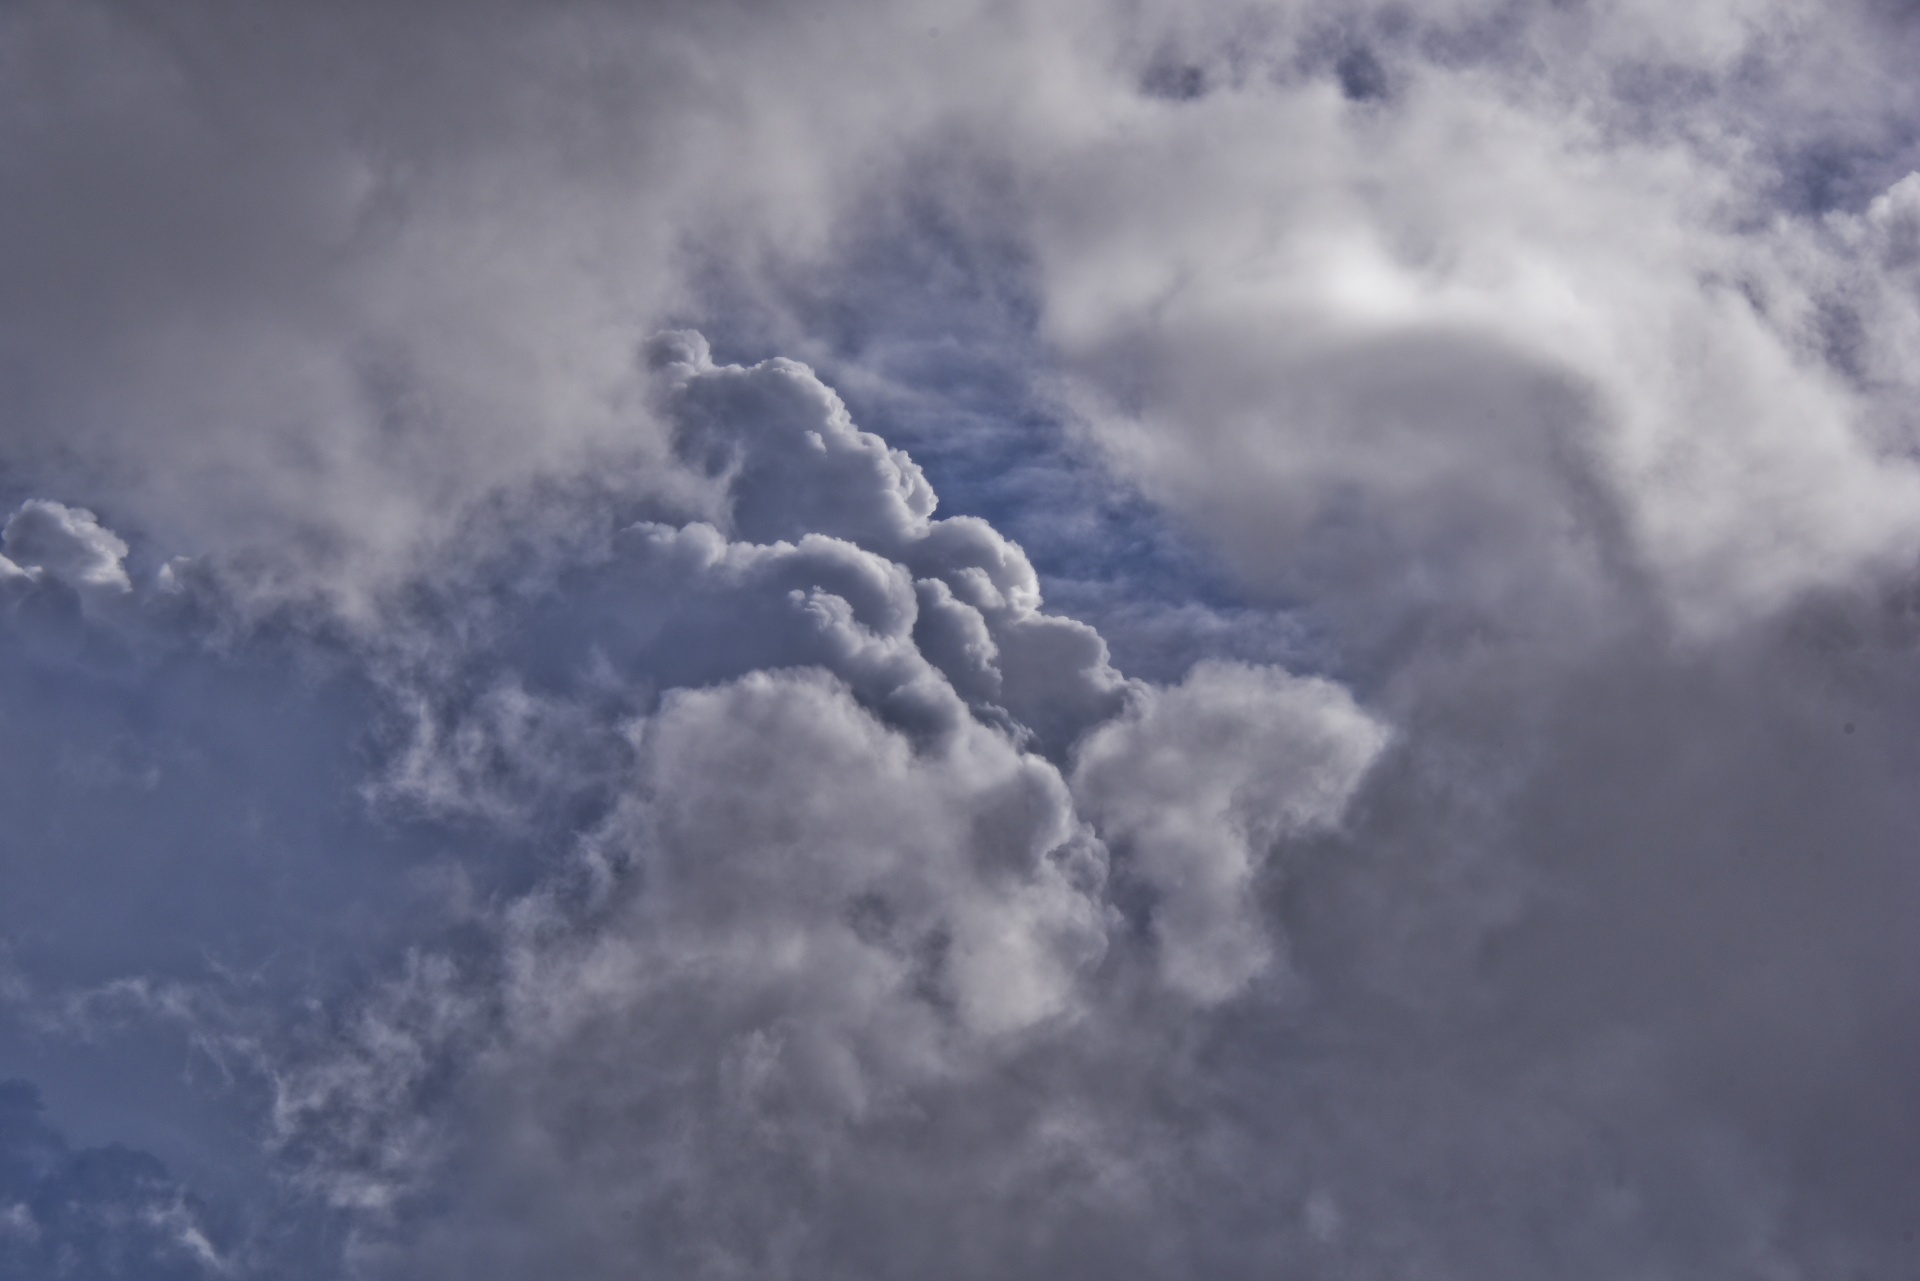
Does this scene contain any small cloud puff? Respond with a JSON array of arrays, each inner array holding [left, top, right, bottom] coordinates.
[[1, 501, 132, 599]]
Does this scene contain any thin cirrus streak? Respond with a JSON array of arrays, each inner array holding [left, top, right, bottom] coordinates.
[[2, 1, 1920, 1278]]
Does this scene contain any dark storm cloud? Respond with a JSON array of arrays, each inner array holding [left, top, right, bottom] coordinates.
[[3, 0, 1920, 1278]]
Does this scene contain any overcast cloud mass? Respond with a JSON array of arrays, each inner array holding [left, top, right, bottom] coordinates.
[[3, 0, 1920, 1277]]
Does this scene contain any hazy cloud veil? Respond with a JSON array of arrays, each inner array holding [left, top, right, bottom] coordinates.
[[2, 1, 1919, 1277]]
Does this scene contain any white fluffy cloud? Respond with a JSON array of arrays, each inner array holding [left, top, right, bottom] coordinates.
[[1073, 661, 1389, 1001], [0, 501, 134, 625], [1026, 41, 1920, 637], [241, 339, 1387, 1276], [1, 501, 130, 594]]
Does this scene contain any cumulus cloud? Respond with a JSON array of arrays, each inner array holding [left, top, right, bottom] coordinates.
[[648, 332, 1133, 751], [0, 501, 131, 597], [1030, 56, 1920, 639], [1073, 661, 1389, 1001], [4, 1, 1920, 1278], [238, 340, 1389, 1277]]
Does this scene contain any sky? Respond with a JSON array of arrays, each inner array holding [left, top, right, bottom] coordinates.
[[2, 1, 1920, 1277]]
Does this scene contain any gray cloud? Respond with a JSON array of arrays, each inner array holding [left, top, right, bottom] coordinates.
[[250, 340, 1386, 1277], [3, 1, 1920, 1278], [1, 502, 132, 600], [1073, 661, 1389, 1001]]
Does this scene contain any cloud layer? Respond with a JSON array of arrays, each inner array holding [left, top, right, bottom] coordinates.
[[2, 1, 1919, 1278]]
